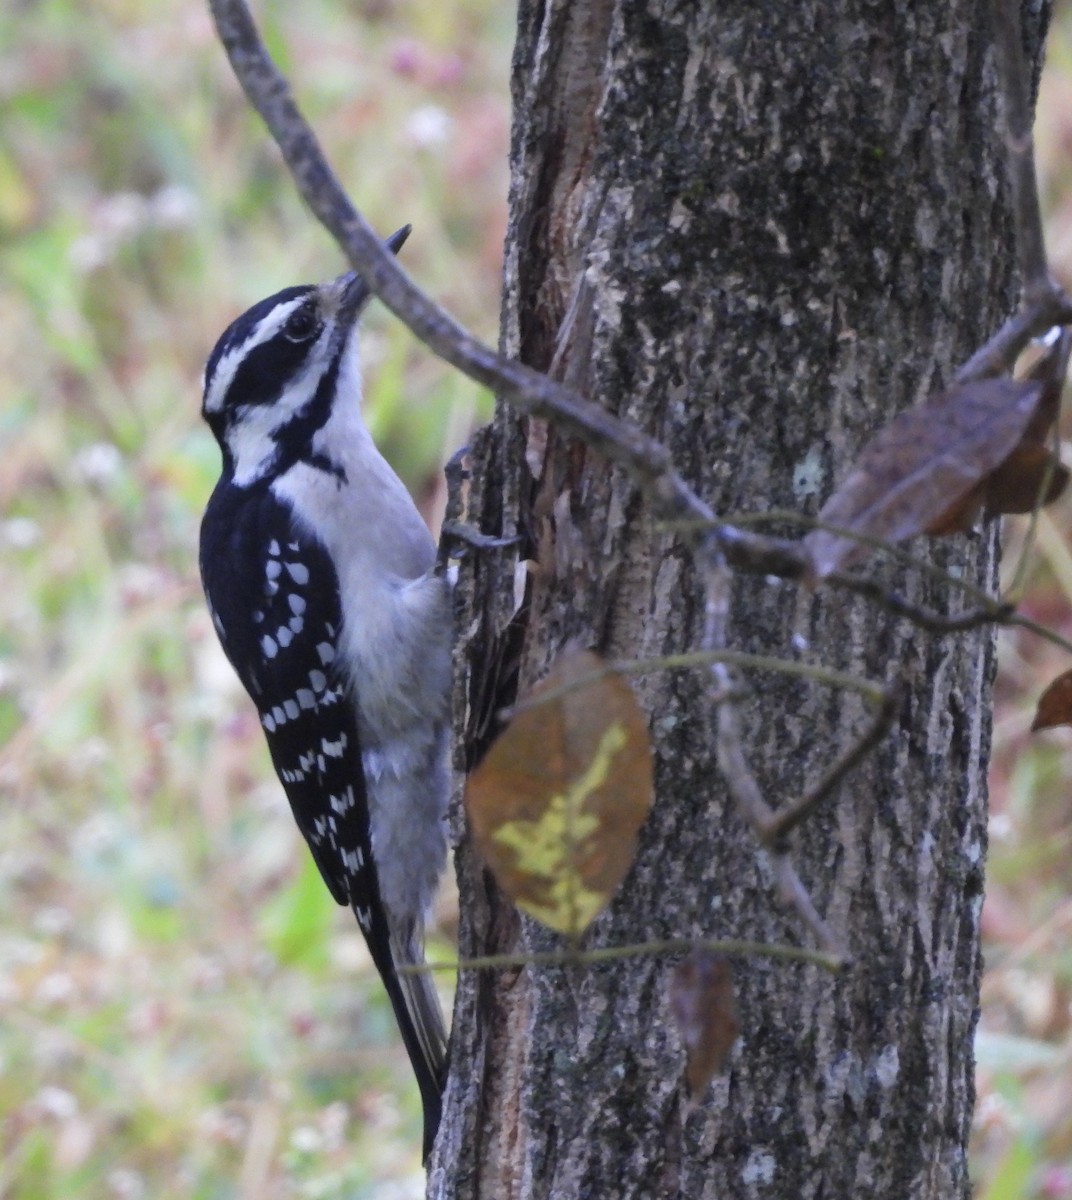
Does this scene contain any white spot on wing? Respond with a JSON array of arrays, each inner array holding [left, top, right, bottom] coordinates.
[[285, 562, 310, 584], [261, 634, 278, 658]]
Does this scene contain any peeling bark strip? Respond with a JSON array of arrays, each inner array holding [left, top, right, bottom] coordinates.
[[435, 4, 1050, 1200]]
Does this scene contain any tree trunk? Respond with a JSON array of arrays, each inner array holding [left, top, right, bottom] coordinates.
[[431, 3, 1050, 1197]]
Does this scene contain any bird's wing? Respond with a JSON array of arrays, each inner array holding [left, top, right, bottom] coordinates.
[[200, 482, 375, 910]]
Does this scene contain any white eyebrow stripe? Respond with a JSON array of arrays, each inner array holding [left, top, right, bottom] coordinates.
[[203, 296, 308, 415]]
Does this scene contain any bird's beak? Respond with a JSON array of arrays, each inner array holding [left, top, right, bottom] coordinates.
[[334, 225, 412, 323]]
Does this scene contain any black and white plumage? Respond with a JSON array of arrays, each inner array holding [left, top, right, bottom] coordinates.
[[197, 227, 450, 1159]]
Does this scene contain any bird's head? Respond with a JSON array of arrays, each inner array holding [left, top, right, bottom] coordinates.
[[201, 225, 410, 485]]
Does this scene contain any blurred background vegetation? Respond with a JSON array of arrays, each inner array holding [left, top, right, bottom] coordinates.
[[0, 0, 508, 1195], [2, 0, 1072, 1196]]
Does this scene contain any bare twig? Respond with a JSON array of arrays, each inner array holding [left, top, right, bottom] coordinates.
[[208, 0, 713, 537], [954, 296, 1072, 384], [760, 689, 899, 846], [991, 0, 1051, 301], [832, 578, 1013, 634], [405, 935, 849, 976], [694, 550, 849, 959], [954, 0, 1072, 384], [712, 685, 847, 959], [502, 649, 888, 721]]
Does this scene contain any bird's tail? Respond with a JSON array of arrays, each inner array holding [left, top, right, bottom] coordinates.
[[380, 922, 448, 1162]]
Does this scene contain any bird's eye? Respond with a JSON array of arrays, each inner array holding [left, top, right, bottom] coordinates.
[[283, 304, 320, 343]]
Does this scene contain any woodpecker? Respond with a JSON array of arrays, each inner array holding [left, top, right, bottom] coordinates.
[[198, 226, 450, 1159]]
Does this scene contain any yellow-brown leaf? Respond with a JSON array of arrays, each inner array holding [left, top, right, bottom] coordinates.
[[465, 650, 653, 937]]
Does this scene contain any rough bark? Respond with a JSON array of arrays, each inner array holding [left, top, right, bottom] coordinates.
[[430, 4, 1050, 1198]]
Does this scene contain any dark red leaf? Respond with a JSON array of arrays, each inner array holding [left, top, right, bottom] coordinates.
[[984, 443, 1070, 517], [1032, 669, 1072, 732], [669, 952, 739, 1099], [806, 378, 1042, 580]]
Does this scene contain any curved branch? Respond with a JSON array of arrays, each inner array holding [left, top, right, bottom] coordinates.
[[208, 0, 714, 534]]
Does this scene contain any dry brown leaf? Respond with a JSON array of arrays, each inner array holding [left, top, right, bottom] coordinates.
[[465, 649, 653, 937], [1032, 669, 1072, 732], [977, 335, 1069, 519], [669, 952, 739, 1099], [984, 442, 1070, 517], [1020, 336, 1067, 445], [806, 378, 1043, 580], [925, 443, 1069, 533], [924, 481, 987, 537]]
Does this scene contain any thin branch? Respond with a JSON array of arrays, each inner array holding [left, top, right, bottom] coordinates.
[[953, 0, 1072, 383], [711, 683, 845, 958], [502, 649, 888, 721], [991, 0, 1051, 301], [831, 578, 1013, 634], [694, 548, 848, 959], [760, 688, 899, 846], [208, 0, 713, 536], [953, 295, 1072, 384], [404, 936, 849, 976], [1006, 611, 1072, 658], [725, 510, 1021, 606]]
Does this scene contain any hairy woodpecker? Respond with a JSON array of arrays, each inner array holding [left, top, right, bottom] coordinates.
[[198, 226, 450, 1159]]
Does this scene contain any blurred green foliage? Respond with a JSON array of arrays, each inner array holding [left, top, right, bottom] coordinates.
[[0, 0, 506, 1194]]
